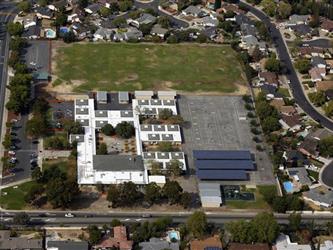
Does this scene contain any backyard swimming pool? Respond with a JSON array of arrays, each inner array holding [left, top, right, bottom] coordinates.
[[283, 181, 293, 193]]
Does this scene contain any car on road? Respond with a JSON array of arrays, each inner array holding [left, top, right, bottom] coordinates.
[[84, 214, 93, 218], [142, 214, 152, 218], [30, 153, 38, 159], [9, 157, 17, 164], [65, 213, 75, 218], [9, 145, 16, 150]]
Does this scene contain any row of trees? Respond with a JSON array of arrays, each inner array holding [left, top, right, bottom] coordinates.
[[106, 180, 192, 208]]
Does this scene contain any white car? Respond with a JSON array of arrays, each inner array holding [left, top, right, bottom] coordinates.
[[8, 151, 15, 156], [64, 213, 75, 218]]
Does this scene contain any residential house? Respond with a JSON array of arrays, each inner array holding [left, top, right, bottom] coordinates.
[[260, 84, 284, 100], [35, 6, 54, 19], [286, 167, 312, 188], [279, 114, 302, 132], [275, 234, 311, 250], [311, 56, 327, 68], [326, 59, 333, 73], [72, 22, 90, 40], [290, 24, 312, 38], [22, 24, 41, 39], [283, 150, 308, 168], [321, 19, 333, 33], [130, 13, 157, 28], [241, 23, 257, 37], [0, 230, 43, 250], [151, 24, 168, 38], [48, 0, 71, 12], [235, 13, 252, 26], [202, 26, 218, 40], [16, 13, 37, 29], [303, 186, 333, 208], [240, 35, 259, 50], [84, 3, 101, 14], [286, 14, 310, 26], [309, 67, 326, 82], [182, 5, 206, 17], [46, 240, 89, 250], [200, 16, 218, 27], [190, 235, 223, 250], [258, 71, 279, 87], [139, 238, 179, 250], [228, 243, 270, 250], [98, 0, 112, 9], [93, 226, 133, 250], [94, 27, 112, 40], [298, 46, 325, 58], [299, 128, 332, 158], [124, 27, 143, 41], [218, 3, 245, 15], [316, 80, 333, 92]]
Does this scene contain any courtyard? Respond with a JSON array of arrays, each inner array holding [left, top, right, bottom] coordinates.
[[54, 43, 246, 93]]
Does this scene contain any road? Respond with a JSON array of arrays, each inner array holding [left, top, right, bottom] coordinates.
[[0, 210, 332, 226], [240, 1, 333, 131]]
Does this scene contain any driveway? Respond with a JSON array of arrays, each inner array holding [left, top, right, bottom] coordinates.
[[241, 1, 333, 132]]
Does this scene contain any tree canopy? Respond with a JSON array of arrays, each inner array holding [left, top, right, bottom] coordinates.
[[186, 211, 208, 238]]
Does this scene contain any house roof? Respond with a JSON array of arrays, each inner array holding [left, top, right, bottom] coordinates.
[[287, 167, 312, 186], [259, 71, 278, 85], [241, 23, 257, 36], [47, 240, 89, 250], [291, 24, 311, 35], [299, 137, 318, 156], [93, 155, 144, 171], [242, 35, 259, 47], [85, 3, 101, 13], [311, 56, 327, 67], [228, 243, 270, 250], [260, 84, 284, 98], [0, 231, 43, 250], [202, 16, 219, 26], [304, 186, 333, 206], [299, 46, 325, 56], [35, 6, 53, 17], [309, 128, 332, 140], [139, 238, 179, 250], [189, 235, 223, 250], [136, 13, 157, 25], [151, 24, 168, 35], [94, 226, 133, 250], [289, 14, 310, 23], [316, 81, 333, 91], [270, 99, 285, 109], [321, 19, 333, 31], [279, 105, 296, 115], [183, 5, 202, 15], [275, 234, 311, 250], [309, 67, 324, 80], [281, 114, 302, 128], [235, 13, 252, 25]]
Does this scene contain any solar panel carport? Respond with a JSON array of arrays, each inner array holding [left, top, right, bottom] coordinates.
[[194, 150, 253, 181]]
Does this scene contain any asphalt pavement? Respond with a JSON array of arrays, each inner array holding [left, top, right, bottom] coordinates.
[[241, 1, 333, 132]]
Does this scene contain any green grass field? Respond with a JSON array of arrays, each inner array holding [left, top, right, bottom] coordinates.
[[0, 181, 35, 210], [55, 43, 246, 93]]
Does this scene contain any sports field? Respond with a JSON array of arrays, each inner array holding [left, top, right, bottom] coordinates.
[[54, 43, 246, 93]]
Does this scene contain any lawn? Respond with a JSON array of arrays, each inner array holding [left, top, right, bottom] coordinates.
[[277, 87, 290, 97], [225, 185, 275, 210], [55, 43, 246, 93], [0, 181, 36, 210]]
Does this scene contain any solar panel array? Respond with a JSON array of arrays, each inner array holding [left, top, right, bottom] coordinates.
[[194, 150, 253, 181]]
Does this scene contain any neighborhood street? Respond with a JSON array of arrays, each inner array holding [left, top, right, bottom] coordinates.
[[241, 1, 333, 132]]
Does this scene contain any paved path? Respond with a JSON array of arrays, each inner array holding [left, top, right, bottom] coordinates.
[[241, 1, 333, 131]]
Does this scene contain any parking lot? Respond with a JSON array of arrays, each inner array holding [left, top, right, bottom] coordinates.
[[178, 95, 275, 185], [23, 40, 50, 73]]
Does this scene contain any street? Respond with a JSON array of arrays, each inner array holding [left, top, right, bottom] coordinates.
[[0, 210, 332, 226], [241, 1, 333, 132]]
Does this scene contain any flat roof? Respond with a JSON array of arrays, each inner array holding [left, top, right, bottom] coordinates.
[[193, 150, 252, 160], [70, 134, 85, 143], [75, 99, 89, 106], [197, 169, 248, 180], [97, 91, 107, 101], [93, 155, 144, 171], [119, 91, 129, 101], [195, 159, 254, 170], [135, 90, 154, 96]]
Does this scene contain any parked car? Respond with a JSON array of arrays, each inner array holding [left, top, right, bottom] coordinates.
[[8, 151, 15, 156], [65, 213, 75, 218]]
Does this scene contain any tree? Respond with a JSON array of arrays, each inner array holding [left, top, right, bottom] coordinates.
[[115, 122, 135, 139], [118, 0, 133, 12], [251, 46, 263, 62], [219, 21, 233, 33], [32, 97, 50, 114], [288, 213, 301, 232], [63, 120, 84, 134], [26, 116, 49, 138], [265, 54, 281, 73], [324, 101, 333, 117], [31, 167, 42, 182], [88, 225, 102, 245], [318, 136, 333, 157], [277, 2, 292, 19], [261, 0, 277, 17], [13, 213, 30, 225], [295, 59, 311, 74], [180, 192, 191, 208], [63, 31, 76, 43], [99, 6, 111, 17], [112, 17, 126, 28], [97, 143, 108, 155], [158, 16, 170, 29], [150, 161, 163, 175], [187, 211, 207, 238], [46, 178, 80, 208], [177, 0, 190, 11], [54, 11, 68, 27], [107, 182, 143, 207], [168, 159, 182, 177], [7, 22, 24, 36], [261, 116, 280, 133], [139, 23, 154, 36], [109, 2, 119, 13], [214, 0, 221, 10], [10, 37, 26, 52], [144, 182, 161, 205], [25, 183, 44, 203], [8, 50, 20, 68], [255, 21, 270, 42], [197, 33, 207, 43], [2, 133, 11, 149], [308, 91, 326, 106], [111, 219, 122, 227], [18, 1, 31, 12], [168, 115, 184, 125], [78, 0, 88, 8], [107, 185, 121, 207], [162, 180, 183, 204], [252, 212, 279, 243], [101, 124, 114, 136]]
